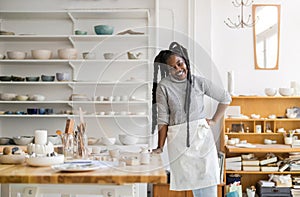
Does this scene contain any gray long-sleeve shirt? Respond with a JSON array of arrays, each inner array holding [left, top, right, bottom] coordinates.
[[156, 75, 232, 126]]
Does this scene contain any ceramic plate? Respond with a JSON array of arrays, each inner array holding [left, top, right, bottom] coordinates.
[[51, 162, 102, 172], [26, 154, 64, 167], [235, 143, 256, 148]]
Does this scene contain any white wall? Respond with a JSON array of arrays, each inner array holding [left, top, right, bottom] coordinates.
[[211, 0, 300, 95]]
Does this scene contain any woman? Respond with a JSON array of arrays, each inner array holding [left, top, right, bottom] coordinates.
[[152, 42, 231, 197]]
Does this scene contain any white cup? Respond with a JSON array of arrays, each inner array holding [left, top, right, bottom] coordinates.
[[246, 188, 255, 197], [231, 138, 240, 144], [114, 96, 121, 101], [92, 96, 99, 101], [109, 149, 120, 158], [284, 137, 293, 145], [92, 146, 101, 154], [227, 139, 236, 145], [108, 96, 114, 101], [98, 96, 104, 101], [120, 111, 127, 115], [121, 95, 129, 101]]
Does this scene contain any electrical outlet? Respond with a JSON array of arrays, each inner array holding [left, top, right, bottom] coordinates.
[[102, 189, 115, 197], [23, 187, 38, 197]]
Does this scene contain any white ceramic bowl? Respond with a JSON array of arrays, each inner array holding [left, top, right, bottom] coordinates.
[[47, 135, 62, 145], [29, 94, 45, 101], [58, 48, 78, 59], [26, 154, 64, 167], [287, 113, 297, 119], [0, 93, 17, 101], [0, 137, 11, 145], [7, 51, 26, 59], [31, 49, 52, 59], [15, 95, 29, 101], [0, 154, 26, 164], [13, 136, 34, 145], [101, 137, 116, 145], [264, 88, 277, 96], [279, 88, 294, 96], [118, 134, 138, 145]]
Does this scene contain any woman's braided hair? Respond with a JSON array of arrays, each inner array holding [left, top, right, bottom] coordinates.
[[152, 42, 193, 147]]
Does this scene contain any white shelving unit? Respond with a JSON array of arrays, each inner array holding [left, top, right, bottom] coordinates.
[[0, 9, 154, 143]]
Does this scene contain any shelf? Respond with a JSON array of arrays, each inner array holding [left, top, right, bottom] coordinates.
[[225, 118, 300, 121], [0, 35, 69, 42], [0, 82, 71, 85], [70, 34, 148, 42], [0, 101, 69, 104], [0, 81, 150, 85], [225, 133, 283, 135], [0, 114, 148, 118], [0, 7, 153, 152], [226, 144, 300, 153], [0, 9, 150, 19], [0, 114, 70, 118], [232, 96, 300, 99], [0, 34, 148, 42], [68, 9, 149, 19], [226, 171, 300, 175], [0, 59, 149, 64], [0, 100, 148, 104], [0, 11, 69, 19]]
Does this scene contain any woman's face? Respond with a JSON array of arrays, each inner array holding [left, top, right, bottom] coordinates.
[[166, 54, 188, 80]]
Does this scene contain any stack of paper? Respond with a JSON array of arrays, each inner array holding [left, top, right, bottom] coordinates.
[[260, 156, 279, 172], [225, 156, 242, 171], [242, 158, 260, 171]]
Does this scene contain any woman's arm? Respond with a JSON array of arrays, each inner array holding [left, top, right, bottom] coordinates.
[[206, 103, 229, 126], [152, 124, 168, 153]]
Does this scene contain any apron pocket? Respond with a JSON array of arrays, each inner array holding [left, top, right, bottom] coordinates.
[[180, 156, 207, 177]]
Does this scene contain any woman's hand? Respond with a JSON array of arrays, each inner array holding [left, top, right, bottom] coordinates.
[[206, 118, 216, 126], [152, 147, 163, 154]]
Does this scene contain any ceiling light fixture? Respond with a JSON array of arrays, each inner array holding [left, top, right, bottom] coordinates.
[[224, 0, 257, 28]]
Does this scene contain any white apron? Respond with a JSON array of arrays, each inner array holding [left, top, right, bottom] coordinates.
[[167, 119, 220, 191]]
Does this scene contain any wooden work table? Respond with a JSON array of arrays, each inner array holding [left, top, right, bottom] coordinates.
[[0, 154, 167, 185]]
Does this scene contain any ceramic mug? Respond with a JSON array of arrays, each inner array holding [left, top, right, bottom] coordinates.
[[285, 137, 293, 145], [109, 149, 120, 158], [82, 52, 96, 59]]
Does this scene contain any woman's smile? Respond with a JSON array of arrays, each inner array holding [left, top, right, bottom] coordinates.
[[166, 55, 188, 80]]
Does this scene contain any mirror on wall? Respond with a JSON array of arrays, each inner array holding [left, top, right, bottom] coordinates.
[[252, 4, 280, 70]]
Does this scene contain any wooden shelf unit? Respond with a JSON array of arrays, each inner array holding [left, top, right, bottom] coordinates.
[[221, 96, 300, 192]]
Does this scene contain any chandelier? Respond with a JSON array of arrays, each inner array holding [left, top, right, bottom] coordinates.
[[224, 0, 256, 28]]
